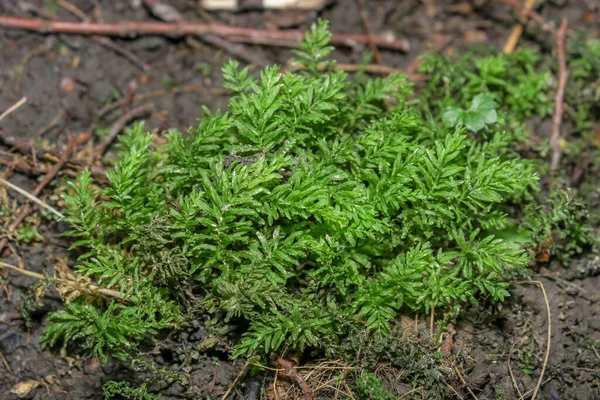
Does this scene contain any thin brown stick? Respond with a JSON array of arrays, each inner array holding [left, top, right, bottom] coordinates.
[[92, 36, 150, 71], [0, 261, 46, 280], [0, 178, 64, 218], [58, 0, 87, 20], [0, 139, 73, 255], [37, 109, 67, 137], [0, 261, 124, 300], [503, 0, 536, 54], [0, 130, 107, 180], [549, 19, 569, 175], [521, 378, 554, 398], [122, 80, 138, 116], [276, 355, 313, 400], [452, 363, 479, 400], [95, 104, 153, 157], [508, 337, 525, 399], [510, 280, 552, 400], [201, 0, 327, 9], [430, 305, 435, 336], [209, 362, 218, 392], [356, 0, 382, 65], [0, 130, 62, 161], [56, 1, 150, 71], [591, 345, 600, 363], [447, 383, 465, 400], [96, 84, 229, 120], [14, 46, 49, 94], [220, 362, 249, 400], [0, 349, 12, 374], [497, 0, 554, 33], [398, 386, 424, 399], [143, 0, 267, 67], [0, 16, 410, 52], [201, 33, 268, 67], [0, 97, 27, 123]]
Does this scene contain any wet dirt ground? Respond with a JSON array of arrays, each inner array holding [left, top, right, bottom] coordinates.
[[1, 0, 599, 399]]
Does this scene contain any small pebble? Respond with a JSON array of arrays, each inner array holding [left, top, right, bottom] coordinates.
[[0, 330, 21, 354], [244, 378, 261, 400], [559, 312, 568, 321], [101, 360, 117, 374]]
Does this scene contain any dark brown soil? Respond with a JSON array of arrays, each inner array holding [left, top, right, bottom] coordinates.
[[1, 0, 599, 399]]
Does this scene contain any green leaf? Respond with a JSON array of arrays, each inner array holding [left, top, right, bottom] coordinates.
[[443, 94, 498, 132]]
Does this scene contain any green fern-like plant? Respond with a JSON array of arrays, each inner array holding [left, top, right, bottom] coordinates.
[[44, 20, 545, 367]]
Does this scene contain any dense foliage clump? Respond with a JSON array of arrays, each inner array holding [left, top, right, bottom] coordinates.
[[42, 21, 545, 369]]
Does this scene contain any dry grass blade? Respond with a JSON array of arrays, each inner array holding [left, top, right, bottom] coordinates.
[[0, 261, 45, 280], [0, 178, 64, 219], [452, 363, 479, 400], [510, 280, 552, 400], [0, 97, 27, 123], [507, 337, 526, 398], [398, 386, 424, 399], [0, 261, 124, 301], [0, 349, 12, 374], [220, 361, 249, 400], [0, 138, 74, 256]]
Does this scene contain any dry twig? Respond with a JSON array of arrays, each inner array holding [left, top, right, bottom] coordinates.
[[49, 0, 150, 71], [201, 0, 327, 10], [0, 261, 123, 300], [0, 178, 64, 218], [0, 16, 410, 52], [143, 0, 268, 67], [96, 84, 230, 120], [452, 363, 479, 400], [510, 280, 552, 400], [398, 386, 424, 399], [0, 130, 106, 180], [0, 349, 12, 374], [507, 337, 526, 398], [503, 0, 536, 54], [497, 0, 554, 33], [0, 97, 27, 123], [0, 139, 73, 255], [220, 362, 249, 400], [275, 355, 313, 400], [95, 104, 153, 157], [93, 36, 150, 71], [356, 0, 382, 65]]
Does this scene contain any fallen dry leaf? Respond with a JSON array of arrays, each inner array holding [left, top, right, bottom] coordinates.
[[10, 379, 40, 398]]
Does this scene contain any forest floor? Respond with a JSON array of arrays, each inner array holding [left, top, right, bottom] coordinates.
[[1, 0, 599, 399]]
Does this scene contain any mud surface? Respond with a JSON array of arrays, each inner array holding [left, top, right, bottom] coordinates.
[[1, 0, 599, 399]]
